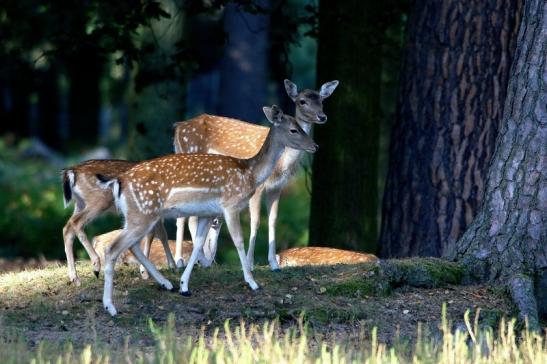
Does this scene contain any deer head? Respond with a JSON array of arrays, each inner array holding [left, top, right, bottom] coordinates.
[[284, 79, 339, 124], [262, 105, 318, 153]]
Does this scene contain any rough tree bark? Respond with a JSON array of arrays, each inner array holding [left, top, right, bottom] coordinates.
[[309, 0, 384, 252], [380, 0, 522, 257], [448, 0, 546, 329]]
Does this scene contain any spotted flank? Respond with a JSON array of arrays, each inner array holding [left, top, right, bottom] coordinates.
[[119, 154, 253, 215], [174, 114, 269, 159]]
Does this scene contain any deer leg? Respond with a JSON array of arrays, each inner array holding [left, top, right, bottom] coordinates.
[[179, 217, 212, 295], [62, 207, 81, 285], [188, 215, 208, 265], [155, 221, 176, 269], [103, 223, 155, 316], [225, 210, 260, 291], [175, 217, 186, 268], [266, 188, 282, 271], [247, 187, 263, 270], [139, 232, 153, 280], [188, 216, 198, 242], [65, 204, 105, 282], [200, 217, 222, 267], [130, 244, 173, 291]]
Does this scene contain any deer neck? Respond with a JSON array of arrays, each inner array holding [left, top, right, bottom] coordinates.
[[295, 108, 313, 134], [246, 128, 286, 187], [277, 108, 313, 169]]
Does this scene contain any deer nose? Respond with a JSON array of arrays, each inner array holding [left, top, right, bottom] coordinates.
[[317, 115, 327, 123]]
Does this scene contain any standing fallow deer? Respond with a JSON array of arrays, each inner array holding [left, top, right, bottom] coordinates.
[[276, 247, 379, 267], [173, 79, 339, 270], [62, 160, 176, 285], [97, 105, 317, 316]]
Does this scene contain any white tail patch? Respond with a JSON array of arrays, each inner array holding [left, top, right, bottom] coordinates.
[[112, 180, 122, 213], [97, 177, 122, 212], [63, 170, 76, 208]]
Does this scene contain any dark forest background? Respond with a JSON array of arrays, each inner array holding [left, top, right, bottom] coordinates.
[[0, 0, 545, 324], [0, 0, 406, 261]]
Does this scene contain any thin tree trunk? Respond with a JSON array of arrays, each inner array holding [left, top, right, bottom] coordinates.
[[380, 0, 522, 258], [448, 0, 547, 328], [309, 0, 383, 252]]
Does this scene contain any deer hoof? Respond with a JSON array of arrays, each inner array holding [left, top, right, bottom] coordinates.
[[272, 268, 281, 273], [104, 304, 117, 317], [93, 270, 100, 279], [70, 277, 82, 286], [180, 290, 192, 297]]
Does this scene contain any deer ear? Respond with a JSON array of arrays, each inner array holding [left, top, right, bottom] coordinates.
[[263, 105, 283, 125], [284, 79, 298, 101], [319, 80, 339, 99]]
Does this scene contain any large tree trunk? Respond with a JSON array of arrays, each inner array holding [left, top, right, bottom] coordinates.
[[309, 0, 383, 252], [448, 0, 546, 328], [380, 0, 522, 258]]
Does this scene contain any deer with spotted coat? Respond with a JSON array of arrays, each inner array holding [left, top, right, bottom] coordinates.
[[172, 79, 338, 270], [97, 105, 317, 316], [61, 160, 176, 285]]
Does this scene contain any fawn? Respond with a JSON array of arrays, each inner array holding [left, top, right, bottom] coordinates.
[[276, 247, 379, 267], [62, 159, 176, 285], [173, 79, 338, 270], [97, 105, 317, 316]]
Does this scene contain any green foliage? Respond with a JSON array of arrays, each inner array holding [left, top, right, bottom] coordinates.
[[0, 139, 119, 258]]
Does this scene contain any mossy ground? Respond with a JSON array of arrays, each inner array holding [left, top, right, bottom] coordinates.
[[0, 259, 513, 349]]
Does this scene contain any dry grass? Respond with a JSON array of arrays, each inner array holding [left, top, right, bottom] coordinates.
[[0, 310, 545, 363]]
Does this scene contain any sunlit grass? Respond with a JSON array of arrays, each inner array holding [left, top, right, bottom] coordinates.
[[0, 307, 545, 363]]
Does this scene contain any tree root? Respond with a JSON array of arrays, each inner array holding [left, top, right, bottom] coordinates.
[[508, 275, 540, 331]]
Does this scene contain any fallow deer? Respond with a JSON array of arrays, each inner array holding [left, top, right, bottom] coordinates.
[[276, 247, 379, 267], [173, 79, 339, 270], [62, 160, 176, 285], [97, 105, 317, 316], [93, 229, 193, 269]]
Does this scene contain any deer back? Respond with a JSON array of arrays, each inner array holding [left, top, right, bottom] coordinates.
[[174, 114, 268, 159], [64, 159, 136, 207], [277, 247, 379, 267]]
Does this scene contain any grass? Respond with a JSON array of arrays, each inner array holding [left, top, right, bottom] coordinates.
[[0, 308, 545, 363], [2, 259, 537, 363]]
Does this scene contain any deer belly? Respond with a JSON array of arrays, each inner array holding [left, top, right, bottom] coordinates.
[[162, 188, 222, 217]]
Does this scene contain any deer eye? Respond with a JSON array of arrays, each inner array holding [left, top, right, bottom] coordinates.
[[299, 100, 306, 105], [289, 129, 298, 134]]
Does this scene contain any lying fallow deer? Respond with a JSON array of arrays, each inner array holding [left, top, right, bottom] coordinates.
[[173, 79, 339, 271], [62, 160, 176, 285], [93, 229, 193, 270], [97, 105, 317, 316], [276, 247, 379, 267]]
